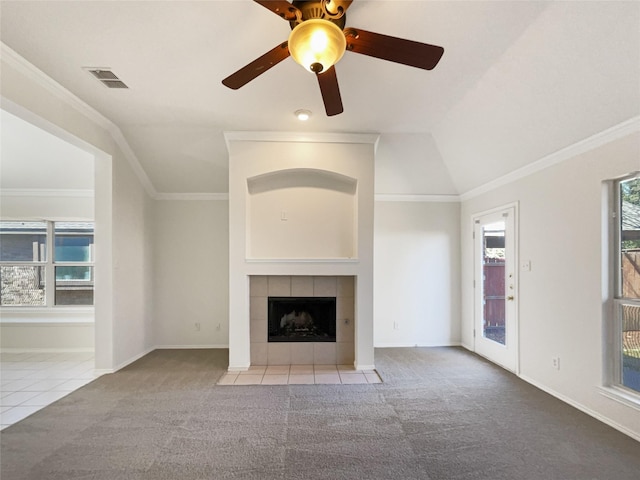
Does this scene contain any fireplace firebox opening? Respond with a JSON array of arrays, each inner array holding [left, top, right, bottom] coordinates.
[[268, 297, 336, 342]]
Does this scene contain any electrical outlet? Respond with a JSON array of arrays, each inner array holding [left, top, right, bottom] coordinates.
[[216, 323, 221, 331], [393, 321, 400, 330], [195, 322, 201, 332], [552, 357, 560, 370]]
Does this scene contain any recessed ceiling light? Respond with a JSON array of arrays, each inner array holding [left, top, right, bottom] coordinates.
[[295, 109, 312, 121]]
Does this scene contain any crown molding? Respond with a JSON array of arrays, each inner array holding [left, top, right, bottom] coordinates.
[[375, 194, 460, 203], [224, 130, 379, 148], [0, 42, 157, 199], [460, 116, 640, 201]]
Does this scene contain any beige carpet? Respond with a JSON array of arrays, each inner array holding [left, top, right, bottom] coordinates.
[[1, 347, 639, 479]]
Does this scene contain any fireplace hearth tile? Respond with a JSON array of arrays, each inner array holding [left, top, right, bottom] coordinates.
[[314, 373, 341, 384], [240, 366, 266, 375], [290, 365, 314, 374], [365, 373, 382, 384], [234, 374, 264, 385], [261, 375, 289, 385], [265, 365, 290, 375], [313, 364, 338, 373], [288, 374, 315, 384], [217, 373, 238, 385], [338, 373, 368, 384], [217, 367, 382, 385], [337, 364, 356, 372]]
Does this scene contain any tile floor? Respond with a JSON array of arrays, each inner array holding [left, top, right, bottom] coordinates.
[[1, 351, 96, 430], [218, 364, 382, 385]]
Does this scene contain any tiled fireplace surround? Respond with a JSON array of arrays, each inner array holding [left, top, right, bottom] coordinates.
[[249, 275, 355, 366]]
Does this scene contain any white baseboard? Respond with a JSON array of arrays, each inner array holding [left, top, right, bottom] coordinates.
[[460, 343, 640, 442], [108, 346, 155, 374], [94, 345, 229, 375], [518, 374, 640, 443]]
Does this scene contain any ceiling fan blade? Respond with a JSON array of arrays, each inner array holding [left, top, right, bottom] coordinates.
[[253, 0, 301, 21], [344, 28, 444, 70], [316, 66, 343, 116], [222, 42, 290, 90]]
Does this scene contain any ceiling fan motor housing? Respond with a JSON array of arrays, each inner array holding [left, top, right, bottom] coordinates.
[[289, 0, 347, 29]]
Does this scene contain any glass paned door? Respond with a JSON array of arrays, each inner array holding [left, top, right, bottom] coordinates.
[[474, 207, 518, 372], [482, 221, 506, 345]]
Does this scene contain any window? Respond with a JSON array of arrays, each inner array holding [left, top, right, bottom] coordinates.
[[613, 174, 640, 395], [0, 221, 94, 307]]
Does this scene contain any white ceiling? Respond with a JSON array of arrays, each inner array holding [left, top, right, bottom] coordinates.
[[1, 1, 638, 195]]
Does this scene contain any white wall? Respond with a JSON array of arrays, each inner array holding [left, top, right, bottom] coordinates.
[[460, 130, 640, 440], [0, 193, 93, 220], [373, 131, 461, 348], [0, 323, 93, 351], [374, 200, 461, 347], [111, 158, 155, 367], [153, 199, 229, 347], [1, 50, 153, 371]]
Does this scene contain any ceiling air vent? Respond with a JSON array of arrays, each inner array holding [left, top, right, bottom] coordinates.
[[85, 68, 129, 89]]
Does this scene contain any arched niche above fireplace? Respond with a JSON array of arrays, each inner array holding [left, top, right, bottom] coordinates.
[[246, 168, 357, 260], [247, 168, 357, 195]]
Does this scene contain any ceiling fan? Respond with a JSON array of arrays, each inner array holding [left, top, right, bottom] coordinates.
[[222, 0, 444, 116]]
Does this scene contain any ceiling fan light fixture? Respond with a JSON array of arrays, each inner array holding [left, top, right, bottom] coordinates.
[[288, 19, 346, 74]]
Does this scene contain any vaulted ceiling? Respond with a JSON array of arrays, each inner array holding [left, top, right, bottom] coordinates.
[[1, 1, 638, 196]]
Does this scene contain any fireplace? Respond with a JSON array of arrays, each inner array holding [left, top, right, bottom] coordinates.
[[227, 133, 376, 371], [268, 297, 336, 343]]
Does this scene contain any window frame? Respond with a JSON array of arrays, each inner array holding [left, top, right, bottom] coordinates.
[[0, 220, 94, 308], [605, 172, 640, 403]]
